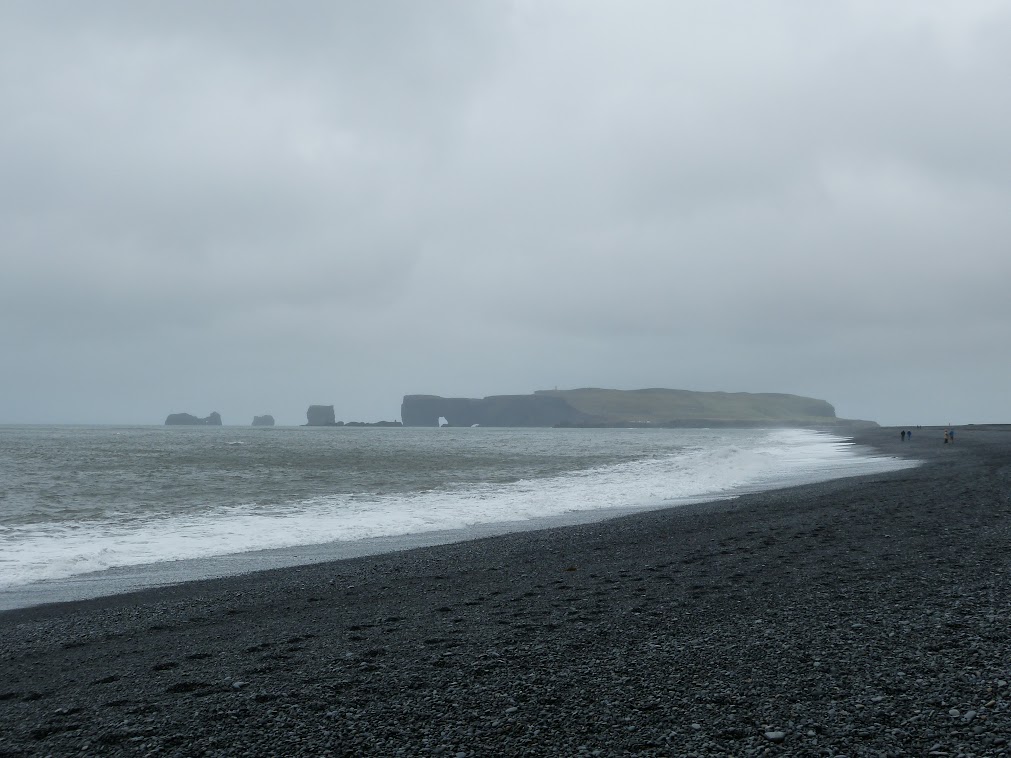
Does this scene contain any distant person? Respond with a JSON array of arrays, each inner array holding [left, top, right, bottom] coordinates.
[[944, 430, 949, 444], [949, 428, 955, 443], [907, 430, 912, 440], [901, 430, 906, 441]]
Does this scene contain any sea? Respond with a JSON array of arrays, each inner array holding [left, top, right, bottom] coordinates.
[[0, 425, 916, 610]]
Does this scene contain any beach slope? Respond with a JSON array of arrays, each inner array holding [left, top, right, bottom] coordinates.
[[2, 427, 1010, 755]]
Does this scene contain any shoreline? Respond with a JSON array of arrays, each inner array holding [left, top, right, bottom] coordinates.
[[2, 425, 1009, 755], [0, 428, 912, 612]]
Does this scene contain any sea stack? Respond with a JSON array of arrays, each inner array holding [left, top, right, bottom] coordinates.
[[165, 411, 223, 426], [252, 415, 275, 427], [306, 405, 337, 426]]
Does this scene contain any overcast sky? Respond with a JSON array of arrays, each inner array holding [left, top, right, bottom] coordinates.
[[2, 1, 1009, 426]]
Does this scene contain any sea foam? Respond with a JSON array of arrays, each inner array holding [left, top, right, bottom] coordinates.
[[0, 429, 913, 589]]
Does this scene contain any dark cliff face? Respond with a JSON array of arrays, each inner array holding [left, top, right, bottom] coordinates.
[[306, 405, 337, 426], [400, 395, 592, 427], [536, 388, 838, 424], [252, 415, 275, 427], [402, 389, 859, 428], [165, 412, 222, 426]]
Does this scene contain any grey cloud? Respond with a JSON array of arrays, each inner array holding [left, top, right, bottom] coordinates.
[[1, 1, 1009, 425]]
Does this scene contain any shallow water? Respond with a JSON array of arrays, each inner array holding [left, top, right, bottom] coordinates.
[[0, 425, 915, 607]]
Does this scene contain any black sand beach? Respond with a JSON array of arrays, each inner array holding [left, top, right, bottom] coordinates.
[[2, 426, 1010, 757]]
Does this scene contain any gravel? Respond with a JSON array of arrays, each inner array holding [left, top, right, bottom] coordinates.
[[1, 425, 1010, 756]]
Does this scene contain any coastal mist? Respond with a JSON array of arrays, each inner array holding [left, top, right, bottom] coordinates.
[[0, 425, 914, 608]]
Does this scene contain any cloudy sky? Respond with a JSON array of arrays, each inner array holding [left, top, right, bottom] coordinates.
[[2, 1, 1009, 426]]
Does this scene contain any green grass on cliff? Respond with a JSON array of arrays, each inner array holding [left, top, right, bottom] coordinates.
[[535, 388, 837, 424]]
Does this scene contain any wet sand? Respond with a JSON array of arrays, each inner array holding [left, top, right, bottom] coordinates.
[[2, 425, 1010, 756]]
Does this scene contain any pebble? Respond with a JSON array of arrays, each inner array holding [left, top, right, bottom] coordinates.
[[4, 429, 1011, 757]]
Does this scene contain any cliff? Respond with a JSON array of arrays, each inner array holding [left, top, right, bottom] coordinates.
[[306, 405, 337, 426], [539, 388, 839, 425], [400, 394, 594, 428], [401, 389, 872, 428], [252, 415, 275, 427], [165, 411, 222, 426]]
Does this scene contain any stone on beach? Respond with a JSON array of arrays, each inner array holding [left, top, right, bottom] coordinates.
[[1, 426, 1010, 756]]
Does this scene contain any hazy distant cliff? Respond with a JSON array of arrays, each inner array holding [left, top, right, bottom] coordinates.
[[306, 405, 337, 426], [401, 389, 871, 428], [401, 394, 593, 428], [542, 388, 838, 425], [165, 411, 222, 426]]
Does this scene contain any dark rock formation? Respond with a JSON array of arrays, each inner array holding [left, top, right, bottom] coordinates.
[[538, 388, 840, 425], [400, 394, 594, 428], [306, 405, 337, 426], [252, 415, 275, 427], [165, 412, 222, 426], [402, 388, 871, 428]]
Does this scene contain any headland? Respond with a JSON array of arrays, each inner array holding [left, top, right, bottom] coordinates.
[[401, 388, 875, 428], [164, 412, 222, 426]]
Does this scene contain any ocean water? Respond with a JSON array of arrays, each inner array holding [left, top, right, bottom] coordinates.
[[0, 425, 915, 608]]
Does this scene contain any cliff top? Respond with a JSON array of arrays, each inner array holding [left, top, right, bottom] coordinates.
[[534, 388, 837, 425]]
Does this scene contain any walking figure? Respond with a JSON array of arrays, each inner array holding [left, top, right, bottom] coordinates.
[[901, 430, 906, 441], [944, 430, 950, 444]]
